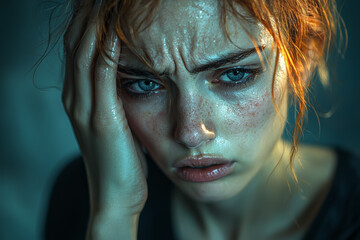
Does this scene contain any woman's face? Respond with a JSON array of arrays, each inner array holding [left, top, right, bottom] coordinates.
[[118, 0, 288, 202]]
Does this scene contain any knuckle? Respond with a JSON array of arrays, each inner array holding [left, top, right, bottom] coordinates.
[[93, 62, 112, 81], [63, 24, 77, 55], [71, 106, 90, 126], [61, 92, 89, 127], [90, 113, 109, 135], [74, 49, 92, 73], [98, 53, 115, 70]]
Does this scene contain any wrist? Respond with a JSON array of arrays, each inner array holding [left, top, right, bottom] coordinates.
[[87, 211, 140, 240]]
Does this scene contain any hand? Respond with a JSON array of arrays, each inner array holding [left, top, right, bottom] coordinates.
[[62, 1, 148, 238]]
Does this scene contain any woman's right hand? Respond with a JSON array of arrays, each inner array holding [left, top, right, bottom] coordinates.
[[62, 1, 148, 239]]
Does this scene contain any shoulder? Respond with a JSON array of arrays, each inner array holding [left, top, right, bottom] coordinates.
[[328, 147, 360, 220], [297, 144, 338, 186], [335, 147, 360, 180], [301, 145, 360, 239], [299, 144, 360, 212]]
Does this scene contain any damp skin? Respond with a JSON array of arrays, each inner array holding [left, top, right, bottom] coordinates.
[[117, 0, 288, 202]]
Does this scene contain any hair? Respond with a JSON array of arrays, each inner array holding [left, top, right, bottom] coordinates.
[[63, 0, 343, 183]]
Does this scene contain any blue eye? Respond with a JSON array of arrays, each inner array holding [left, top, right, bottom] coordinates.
[[123, 79, 162, 93], [138, 80, 158, 91], [214, 67, 263, 89], [219, 68, 249, 83]]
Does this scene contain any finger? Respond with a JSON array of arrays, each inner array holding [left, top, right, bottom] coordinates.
[[72, 3, 100, 121], [64, 1, 93, 54], [62, 1, 93, 114], [93, 28, 122, 122]]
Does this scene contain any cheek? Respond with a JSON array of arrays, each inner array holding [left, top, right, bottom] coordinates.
[[221, 92, 274, 134], [127, 109, 166, 138], [122, 97, 168, 147], [218, 87, 286, 162], [239, 94, 272, 128], [221, 74, 287, 135]]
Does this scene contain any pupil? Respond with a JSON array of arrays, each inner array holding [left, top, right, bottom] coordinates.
[[227, 69, 244, 81], [139, 80, 156, 91], [233, 69, 240, 75]]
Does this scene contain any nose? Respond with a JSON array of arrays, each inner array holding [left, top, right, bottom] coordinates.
[[173, 95, 216, 149]]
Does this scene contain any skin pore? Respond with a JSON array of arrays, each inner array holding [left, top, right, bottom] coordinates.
[[115, 0, 337, 239]]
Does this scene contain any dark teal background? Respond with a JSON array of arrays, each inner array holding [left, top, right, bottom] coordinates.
[[0, 1, 359, 240]]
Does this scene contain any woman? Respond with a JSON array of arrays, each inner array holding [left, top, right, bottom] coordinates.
[[45, 0, 360, 239]]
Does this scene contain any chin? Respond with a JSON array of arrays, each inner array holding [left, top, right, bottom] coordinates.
[[175, 176, 247, 203]]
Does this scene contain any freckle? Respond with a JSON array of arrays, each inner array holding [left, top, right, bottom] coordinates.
[[199, 97, 204, 107], [236, 102, 242, 111], [225, 118, 235, 127]]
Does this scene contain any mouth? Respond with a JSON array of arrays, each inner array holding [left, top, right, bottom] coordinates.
[[174, 156, 236, 183]]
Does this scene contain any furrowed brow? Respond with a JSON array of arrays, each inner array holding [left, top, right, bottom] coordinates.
[[117, 46, 265, 78], [117, 65, 168, 78], [190, 46, 265, 74]]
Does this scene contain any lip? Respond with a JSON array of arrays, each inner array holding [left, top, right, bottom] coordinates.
[[174, 156, 236, 182]]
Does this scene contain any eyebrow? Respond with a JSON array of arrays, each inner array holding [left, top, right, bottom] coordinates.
[[117, 46, 265, 78]]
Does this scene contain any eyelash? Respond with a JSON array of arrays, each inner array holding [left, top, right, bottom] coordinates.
[[118, 67, 262, 98], [213, 67, 262, 89], [119, 78, 164, 99]]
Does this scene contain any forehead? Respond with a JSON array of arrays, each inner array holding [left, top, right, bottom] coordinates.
[[121, 0, 272, 69]]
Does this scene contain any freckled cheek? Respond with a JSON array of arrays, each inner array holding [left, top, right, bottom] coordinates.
[[245, 94, 274, 128], [221, 92, 275, 135], [122, 102, 168, 145]]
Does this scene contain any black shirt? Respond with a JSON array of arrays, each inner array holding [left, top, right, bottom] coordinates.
[[44, 147, 360, 240]]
